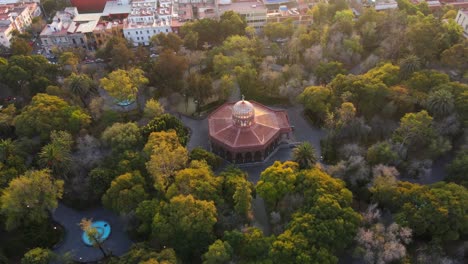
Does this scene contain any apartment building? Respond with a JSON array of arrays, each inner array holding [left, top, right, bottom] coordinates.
[[39, 7, 100, 52], [455, 9, 468, 38], [0, 2, 41, 47], [122, 0, 173, 45]]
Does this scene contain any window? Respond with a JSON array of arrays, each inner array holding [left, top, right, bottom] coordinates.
[[140, 31, 143, 34], [165, 29, 168, 32], [136, 31, 138, 35], [137, 37, 140, 40], [80, 38, 84, 44], [147, 30, 149, 34], [153, 30, 156, 33], [128, 32, 130, 35]]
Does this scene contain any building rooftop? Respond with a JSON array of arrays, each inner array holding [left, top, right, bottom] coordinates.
[[218, 1, 267, 13], [208, 100, 291, 151], [102, 0, 131, 15], [73, 12, 102, 21]]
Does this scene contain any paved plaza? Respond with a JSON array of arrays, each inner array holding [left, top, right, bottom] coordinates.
[[52, 203, 132, 262]]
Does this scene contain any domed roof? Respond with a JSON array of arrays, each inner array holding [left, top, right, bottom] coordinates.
[[232, 97, 255, 127], [233, 99, 254, 117]]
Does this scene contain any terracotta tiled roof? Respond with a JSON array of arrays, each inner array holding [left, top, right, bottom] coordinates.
[[208, 101, 291, 151]]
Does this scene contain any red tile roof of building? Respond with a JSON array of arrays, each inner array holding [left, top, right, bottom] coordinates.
[[208, 101, 291, 152]]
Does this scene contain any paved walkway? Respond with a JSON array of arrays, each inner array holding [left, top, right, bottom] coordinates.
[[52, 203, 132, 263]]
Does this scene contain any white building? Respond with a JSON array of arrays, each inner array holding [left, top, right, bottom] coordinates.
[[122, 0, 173, 46], [455, 9, 468, 38], [0, 2, 41, 48], [39, 7, 100, 52]]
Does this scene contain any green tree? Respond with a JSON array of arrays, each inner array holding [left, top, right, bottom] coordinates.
[[333, 9, 354, 35], [1, 55, 58, 96], [112, 244, 177, 263], [149, 49, 188, 93], [405, 70, 449, 94], [256, 161, 298, 209], [10, 38, 32, 55], [21, 248, 54, 264], [394, 182, 468, 242], [102, 171, 148, 214], [38, 131, 73, 177], [393, 110, 436, 154], [202, 240, 233, 264], [0, 104, 16, 135], [180, 19, 220, 47], [219, 167, 252, 209], [0, 169, 64, 230], [270, 230, 337, 264], [329, 74, 389, 118], [101, 122, 141, 152], [142, 114, 189, 145], [314, 61, 346, 84], [79, 218, 108, 257], [364, 63, 400, 87], [110, 41, 134, 69], [225, 228, 273, 262], [219, 11, 247, 40], [366, 141, 398, 166], [100, 68, 148, 104], [63, 73, 95, 106], [145, 131, 188, 192], [183, 31, 199, 50], [15, 93, 90, 140], [292, 142, 317, 170], [0, 138, 26, 187], [233, 180, 252, 217], [189, 147, 222, 169], [143, 98, 164, 119], [187, 72, 213, 108], [426, 89, 455, 118], [441, 41, 468, 72], [88, 167, 116, 200], [288, 200, 361, 253], [299, 86, 333, 123], [152, 32, 183, 52], [263, 20, 294, 41], [399, 54, 421, 79], [446, 150, 468, 188], [152, 195, 217, 259], [58, 52, 79, 73], [166, 160, 221, 203]]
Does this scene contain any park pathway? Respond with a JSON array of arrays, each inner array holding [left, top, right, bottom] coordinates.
[[52, 203, 132, 263]]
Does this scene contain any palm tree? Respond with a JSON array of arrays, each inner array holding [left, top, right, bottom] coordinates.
[[38, 142, 72, 177], [426, 89, 454, 118], [399, 54, 421, 79], [292, 142, 317, 169], [0, 139, 15, 162], [64, 73, 94, 106]]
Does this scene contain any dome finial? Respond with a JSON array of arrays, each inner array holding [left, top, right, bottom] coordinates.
[[242, 94, 245, 102]]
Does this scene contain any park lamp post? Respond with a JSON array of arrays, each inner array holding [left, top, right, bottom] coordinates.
[[194, 99, 200, 116]]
